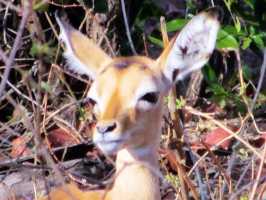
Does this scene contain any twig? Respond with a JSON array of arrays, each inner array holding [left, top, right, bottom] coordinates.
[[0, 48, 8, 64], [228, 176, 266, 200], [250, 49, 266, 111], [221, 49, 265, 197], [249, 142, 266, 200], [185, 106, 264, 161], [48, 0, 82, 8], [0, 143, 93, 169], [235, 158, 252, 189], [120, 0, 137, 55], [3, 2, 9, 48], [0, 75, 40, 107], [160, 17, 192, 200], [0, 1, 32, 98], [0, 0, 22, 13]]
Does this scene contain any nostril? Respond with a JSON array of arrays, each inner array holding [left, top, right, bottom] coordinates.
[[96, 122, 117, 134]]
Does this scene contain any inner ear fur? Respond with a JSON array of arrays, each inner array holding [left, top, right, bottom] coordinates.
[[56, 15, 112, 79], [157, 7, 220, 84]]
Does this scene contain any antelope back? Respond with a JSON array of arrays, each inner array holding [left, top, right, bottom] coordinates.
[[56, 8, 220, 155]]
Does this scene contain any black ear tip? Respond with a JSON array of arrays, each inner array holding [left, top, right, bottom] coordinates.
[[54, 10, 69, 24], [206, 6, 224, 22], [54, 10, 73, 32], [54, 10, 59, 18], [54, 10, 63, 26]]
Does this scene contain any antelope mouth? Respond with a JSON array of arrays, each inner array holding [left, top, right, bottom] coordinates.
[[94, 138, 125, 155], [97, 139, 124, 144]]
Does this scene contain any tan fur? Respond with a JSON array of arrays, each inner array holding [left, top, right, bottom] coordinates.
[[70, 31, 111, 72], [41, 8, 220, 200]]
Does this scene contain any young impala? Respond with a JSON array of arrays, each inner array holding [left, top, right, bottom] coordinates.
[[41, 8, 220, 200]]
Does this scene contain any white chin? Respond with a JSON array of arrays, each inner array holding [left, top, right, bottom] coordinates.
[[96, 141, 122, 155]]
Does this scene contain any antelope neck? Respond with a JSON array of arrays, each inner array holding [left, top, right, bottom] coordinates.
[[109, 147, 161, 200], [116, 146, 158, 169]]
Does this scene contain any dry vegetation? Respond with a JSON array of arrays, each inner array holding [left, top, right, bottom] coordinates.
[[0, 0, 266, 200]]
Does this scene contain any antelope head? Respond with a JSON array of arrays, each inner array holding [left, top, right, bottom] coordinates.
[[56, 8, 220, 156]]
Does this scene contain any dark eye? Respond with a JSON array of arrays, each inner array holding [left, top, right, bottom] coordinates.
[[140, 92, 159, 104]]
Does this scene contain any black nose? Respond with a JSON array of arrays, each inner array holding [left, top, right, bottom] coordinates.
[[96, 122, 117, 134]]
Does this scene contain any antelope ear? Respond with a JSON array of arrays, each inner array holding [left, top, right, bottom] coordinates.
[[56, 15, 112, 79], [157, 8, 220, 84]]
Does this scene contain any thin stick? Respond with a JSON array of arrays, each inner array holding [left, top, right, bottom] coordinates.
[[251, 49, 266, 111], [0, 0, 22, 13], [0, 1, 32, 97], [160, 17, 192, 200], [120, 0, 137, 55], [249, 143, 266, 200], [186, 106, 264, 161]]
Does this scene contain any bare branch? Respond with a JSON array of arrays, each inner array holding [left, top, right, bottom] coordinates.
[[0, 1, 32, 97], [120, 0, 137, 55], [251, 49, 266, 111]]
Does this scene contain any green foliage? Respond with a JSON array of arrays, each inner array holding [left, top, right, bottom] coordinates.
[[176, 97, 186, 110], [166, 18, 188, 32], [148, 24, 241, 50], [222, 0, 266, 50], [78, 107, 87, 121], [217, 29, 239, 49], [242, 64, 252, 80], [165, 173, 180, 189], [142, 0, 266, 115], [203, 65, 246, 112], [239, 195, 249, 200], [30, 42, 56, 59], [148, 36, 163, 48], [33, 0, 49, 12]]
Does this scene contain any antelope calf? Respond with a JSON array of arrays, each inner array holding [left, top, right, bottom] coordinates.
[[42, 8, 220, 200]]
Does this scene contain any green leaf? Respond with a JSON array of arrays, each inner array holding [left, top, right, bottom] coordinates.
[[210, 84, 228, 97], [252, 35, 265, 49], [242, 64, 252, 80], [219, 98, 227, 108], [165, 173, 180, 188], [148, 36, 163, 48], [224, 0, 233, 11], [223, 25, 238, 35], [244, 0, 255, 9], [30, 42, 55, 57], [216, 29, 239, 49], [242, 37, 252, 49], [249, 26, 255, 35], [223, 25, 246, 37], [202, 65, 218, 84], [234, 17, 241, 33], [175, 98, 186, 109], [166, 19, 188, 32], [33, 1, 49, 12]]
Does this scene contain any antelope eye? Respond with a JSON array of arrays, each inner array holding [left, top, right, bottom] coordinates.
[[140, 92, 159, 104]]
